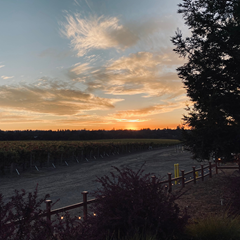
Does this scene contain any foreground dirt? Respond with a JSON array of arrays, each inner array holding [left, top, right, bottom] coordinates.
[[174, 168, 239, 221]]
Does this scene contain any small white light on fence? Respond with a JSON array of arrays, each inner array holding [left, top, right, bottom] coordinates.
[[93, 213, 97, 216], [61, 216, 64, 220], [78, 216, 81, 220], [172, 183, 174, 186]]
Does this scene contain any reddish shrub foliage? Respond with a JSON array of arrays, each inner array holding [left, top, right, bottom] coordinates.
[[0, 185, 88, 240], [87, 166, 188, 239]]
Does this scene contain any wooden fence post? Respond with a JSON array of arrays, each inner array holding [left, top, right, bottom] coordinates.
[[215, 158, 218, 174], [82, 191, 88, 221], [181, 170, 185, 188], [209, 162, 212, 178], [193, 166, 196, 184], [201, 164, 204, 181], [168, 173, 172, 193], [45, 200, 52, 223]]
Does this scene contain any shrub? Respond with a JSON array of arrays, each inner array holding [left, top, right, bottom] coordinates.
[[0, 193, 14, 239], [51, 212, 91, 240], [0, 185, 89, 240], [185, 213, 240, 240], [87, 165, 188, 240], [0, 185, 53, 240]]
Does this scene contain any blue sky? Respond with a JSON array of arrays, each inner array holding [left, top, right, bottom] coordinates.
[[0, 0, 189, 130]]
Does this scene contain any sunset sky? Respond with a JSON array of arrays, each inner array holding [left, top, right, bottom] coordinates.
[[0, 0, 189, 131]]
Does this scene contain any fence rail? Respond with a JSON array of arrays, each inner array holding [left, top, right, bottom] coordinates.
[[43, 191, 98, 222]]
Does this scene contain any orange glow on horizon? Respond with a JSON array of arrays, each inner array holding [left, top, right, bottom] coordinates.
[[125, 127, 138, 130], [0, 116, 184, 131], [124, 123, 138, 130], [0, 122, 183, 131]]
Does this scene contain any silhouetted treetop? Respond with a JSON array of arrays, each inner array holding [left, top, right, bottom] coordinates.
[[172, 0, 240, 160]]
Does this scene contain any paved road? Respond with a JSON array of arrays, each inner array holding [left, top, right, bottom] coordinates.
[[0, 146, 204, 210]]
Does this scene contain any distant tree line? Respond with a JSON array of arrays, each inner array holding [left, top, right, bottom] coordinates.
[[0, 127, 184, 141]]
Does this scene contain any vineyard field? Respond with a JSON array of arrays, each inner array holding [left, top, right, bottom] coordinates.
[[0, 139, 180, 175], [87, 139, 180, 144]]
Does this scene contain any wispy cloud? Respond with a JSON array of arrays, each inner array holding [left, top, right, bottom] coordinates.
[[73, 0, 80, 7], [109, 99, 186, 123], [1, 75, 14, 80], [60, 12, 175, 57], [0, 111, 41, 123], [71, 62, 91, 75], [69, 49, 185, 98], [54, 114, 114, 126], [61, 14, 139, 56], [0, 65, 5, 69], [0, 78, 122, 115]]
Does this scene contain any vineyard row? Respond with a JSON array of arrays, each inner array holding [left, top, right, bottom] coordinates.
[[0, 140, 180, 175]]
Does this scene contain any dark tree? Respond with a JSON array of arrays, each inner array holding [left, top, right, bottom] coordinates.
[[172, 0, 240, 160]]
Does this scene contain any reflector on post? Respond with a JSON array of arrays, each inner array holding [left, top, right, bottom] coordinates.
[[174, 163, 179, 185]]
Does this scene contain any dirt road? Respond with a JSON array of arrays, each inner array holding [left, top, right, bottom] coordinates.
[[0, 146, 202, 209]]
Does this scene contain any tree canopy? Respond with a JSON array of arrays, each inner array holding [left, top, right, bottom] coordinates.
[[172, 0, 240, 160]]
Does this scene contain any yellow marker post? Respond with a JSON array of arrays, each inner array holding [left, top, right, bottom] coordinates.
[[174, 164, 179, 185]]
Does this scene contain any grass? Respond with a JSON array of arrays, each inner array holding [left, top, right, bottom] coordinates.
[[105, 229, 158, 240], [107, 213, 240, 240], [185, 212, 240, 240], [106, 233, 158, 240]]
